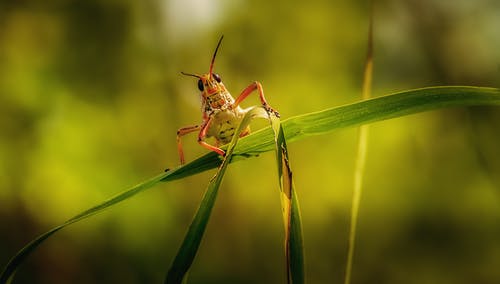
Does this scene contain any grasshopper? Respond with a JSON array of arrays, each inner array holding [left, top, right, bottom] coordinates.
[[176, 36, 279, 164]]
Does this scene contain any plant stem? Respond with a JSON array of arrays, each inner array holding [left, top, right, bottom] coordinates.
[[345, 2, 373, 283]]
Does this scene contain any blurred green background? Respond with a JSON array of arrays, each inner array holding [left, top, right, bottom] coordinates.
[[1, 0, 500, 283]]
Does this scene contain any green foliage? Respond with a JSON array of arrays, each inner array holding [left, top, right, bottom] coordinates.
[[165, 86, 500, 178], [165, 107, 268, 283], [2, 86, 499, 283], [1, 1, 499, 283], [271, 115, 304, 283]]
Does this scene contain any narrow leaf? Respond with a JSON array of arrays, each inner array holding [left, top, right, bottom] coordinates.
[[2, 86, 499, 283], [345, 4, 374, 284], [289, 185, 305, 283], [165, 107, 268, 284], [270, 116, 305, 284], [0, 172, 169, 284], [159, 87, 500, 182]]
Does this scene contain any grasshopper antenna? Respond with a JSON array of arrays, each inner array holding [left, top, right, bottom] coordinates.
[[180, 72, 201, 78], [209, 35, 224, 77]]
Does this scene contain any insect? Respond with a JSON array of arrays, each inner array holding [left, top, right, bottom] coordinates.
[[176, 36, 279, 164]]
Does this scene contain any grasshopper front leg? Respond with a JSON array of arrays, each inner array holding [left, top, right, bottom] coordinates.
[[233, 81, 280, 117], [177, 125, 201, 164]]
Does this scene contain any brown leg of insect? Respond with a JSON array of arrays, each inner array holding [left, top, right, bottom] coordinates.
[[198, 117, 226, 157], [233, 81, 280, 117], [177, 125, 201, 164]]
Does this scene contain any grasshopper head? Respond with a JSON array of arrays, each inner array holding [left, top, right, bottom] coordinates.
[[181, 36, 226, 97]]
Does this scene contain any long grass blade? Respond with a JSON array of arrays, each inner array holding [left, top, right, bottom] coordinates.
[[160, 87, 500, 182], [289, 184, 304, 283], [158, 87, 500, 183], [165, 107, 268, 284], [271, 116, 305, 283], [0, 172, 169, 284], [1, 86, 499, 283], [345, 4, 374, 284]]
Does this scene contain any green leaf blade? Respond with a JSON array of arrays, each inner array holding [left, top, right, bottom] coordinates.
[[2, 86, 499, 283], [165, 107, 268, 284], [345, 9, 374, 283], [290, 191, 305, 284], [282, 86, 500, 142], [165, 86, 500, 183], [0, 172, 170, 284], [271, 116, 305, 284]]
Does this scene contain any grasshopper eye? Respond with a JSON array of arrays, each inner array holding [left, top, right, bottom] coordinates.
[[197, 79, 204, 91], [213, 73, 221, 83]]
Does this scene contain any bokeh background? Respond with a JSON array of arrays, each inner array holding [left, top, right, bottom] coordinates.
[[1, 0, 500, 283]]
